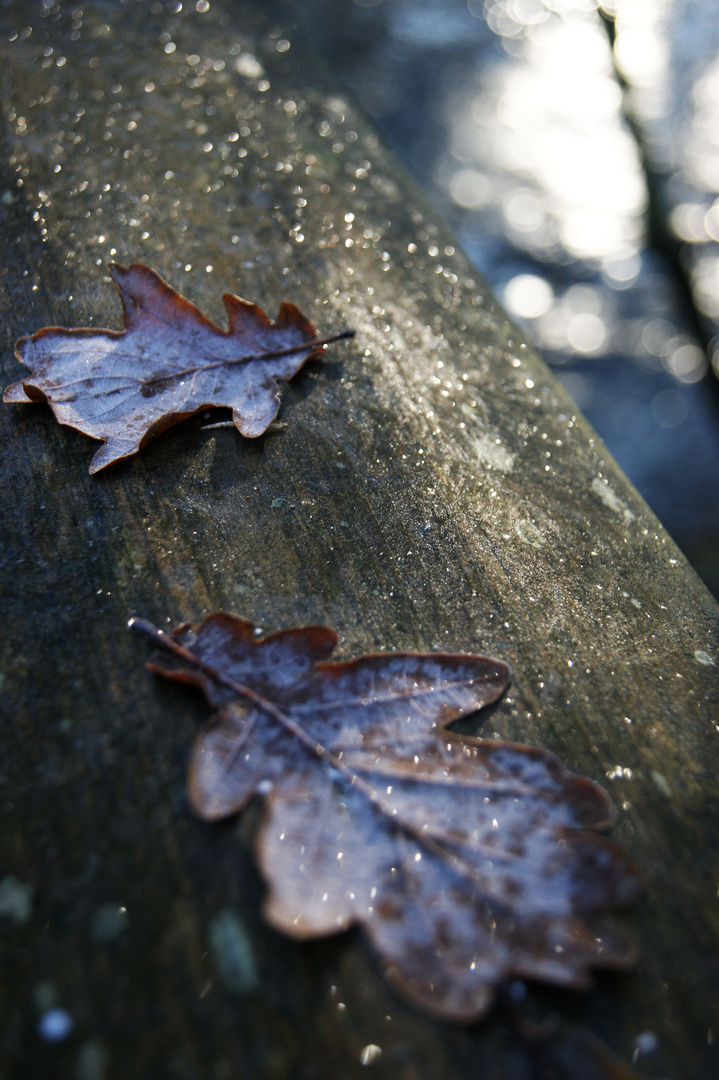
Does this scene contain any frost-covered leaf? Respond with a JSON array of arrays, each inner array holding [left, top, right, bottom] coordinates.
[[4, 264, 352, 473], [132, 613, 641, 1022]]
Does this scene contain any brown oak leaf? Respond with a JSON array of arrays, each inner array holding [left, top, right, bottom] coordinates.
[[3, 263, 353, 473], [131, 613, 641, 1022]]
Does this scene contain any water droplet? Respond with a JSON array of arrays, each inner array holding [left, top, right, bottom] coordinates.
[[360, 1044, 382, 1066], [38, 1009, 73, 1043]]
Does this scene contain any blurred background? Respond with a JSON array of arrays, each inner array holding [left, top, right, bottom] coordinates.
[[286, 0, 719, 598]]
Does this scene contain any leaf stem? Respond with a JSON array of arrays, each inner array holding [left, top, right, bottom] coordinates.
[[143, 329, 355, 386]]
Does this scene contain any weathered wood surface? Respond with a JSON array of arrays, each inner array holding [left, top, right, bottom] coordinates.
[[0, 2, 717, 1078]]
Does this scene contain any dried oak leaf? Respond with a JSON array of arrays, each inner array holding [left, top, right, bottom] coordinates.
[[3, 263, 352, 473], [132, 613, 641, 1022]]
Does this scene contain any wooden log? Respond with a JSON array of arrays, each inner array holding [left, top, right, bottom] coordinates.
[[0, 2, 716, 1078]]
